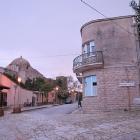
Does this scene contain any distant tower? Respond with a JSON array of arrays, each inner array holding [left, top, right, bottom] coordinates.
[[7, 56, 30, 83], [6, 56, 44, 83]]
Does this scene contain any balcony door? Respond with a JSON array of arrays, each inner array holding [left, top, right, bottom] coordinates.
[[83, 41, 95, 55], [84, 75, 97, 96]]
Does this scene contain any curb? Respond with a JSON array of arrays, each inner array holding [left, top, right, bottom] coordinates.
[[21, 105, 52, 112], [8, 105, 54, 114], [20, 104, 60, 113]]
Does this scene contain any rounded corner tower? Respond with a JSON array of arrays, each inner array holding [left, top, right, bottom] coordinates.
[[73, 15, 139, 112]]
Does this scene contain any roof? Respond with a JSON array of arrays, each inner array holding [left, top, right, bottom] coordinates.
[[80, 15, 135, 34], [0, 85, 10, 90], [8, 56, 30, 67]]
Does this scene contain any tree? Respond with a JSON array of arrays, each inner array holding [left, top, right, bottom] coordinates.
[[24, 78, 33, 90], [24, 77, 54, 94], [67, 76, 82, 92], [56, 76, 67, 90], [57, 89, 69, 104], [24, 77, 55, 104], [130, 0, 140, 38]]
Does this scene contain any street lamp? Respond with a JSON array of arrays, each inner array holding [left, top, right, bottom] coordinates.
[[55, 87, 59, 91], [17, 77, 22, 83], [13, 76, 22, 113], [71, 89, 74, 92], [55, 87, 59, 104]]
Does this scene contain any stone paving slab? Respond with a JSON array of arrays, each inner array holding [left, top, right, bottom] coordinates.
[[1, 108, 140, 140]]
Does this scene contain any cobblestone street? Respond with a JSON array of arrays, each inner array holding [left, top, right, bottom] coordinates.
[[0, 104, 140, 140]]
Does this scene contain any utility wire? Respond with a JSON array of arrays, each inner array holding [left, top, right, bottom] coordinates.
[[81, 0, 107, 18], [81, 0, 136, 37], [0, 53, 80, 61]]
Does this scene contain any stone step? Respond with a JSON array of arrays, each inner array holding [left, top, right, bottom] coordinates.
[[81, 97, 102, 112]]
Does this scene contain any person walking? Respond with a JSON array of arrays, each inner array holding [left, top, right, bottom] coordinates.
[[78, 93, 82, 108]]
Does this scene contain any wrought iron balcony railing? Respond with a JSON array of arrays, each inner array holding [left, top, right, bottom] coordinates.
[[73, 51, 103, 73]]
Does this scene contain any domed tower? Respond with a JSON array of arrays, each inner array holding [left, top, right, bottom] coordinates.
[[7, 56, 44, 83], [6, 56, 30, 83], [7, 56, 30, 72]]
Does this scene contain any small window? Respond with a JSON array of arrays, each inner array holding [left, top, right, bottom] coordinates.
[[93, 82, 97, 86]]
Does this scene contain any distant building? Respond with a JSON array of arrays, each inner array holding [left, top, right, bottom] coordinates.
[[47, 86, 59, 104], [0, 72, 36, 107], [0, 56, 47, 107], [73, 15, 140, 112], [6, 56, 44, 83]]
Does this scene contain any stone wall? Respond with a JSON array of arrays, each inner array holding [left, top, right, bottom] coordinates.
[[82, 65, 139, 111], [0, 73, 36, 107]]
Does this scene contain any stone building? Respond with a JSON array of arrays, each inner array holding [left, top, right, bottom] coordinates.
[[73, 15, 140, 112], [47, 87, 59, 104]]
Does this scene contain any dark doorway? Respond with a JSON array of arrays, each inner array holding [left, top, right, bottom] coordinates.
[[0, 92, 7, 107]]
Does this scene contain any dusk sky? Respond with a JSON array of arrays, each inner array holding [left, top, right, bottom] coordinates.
[[0, 0, 135, 79]]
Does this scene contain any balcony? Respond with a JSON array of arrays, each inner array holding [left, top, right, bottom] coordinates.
[[73, 51, 104, 73]]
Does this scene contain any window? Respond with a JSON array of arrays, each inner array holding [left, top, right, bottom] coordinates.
[[84, 75, 97, 96], [82, 41, 96, 55], [90, 41, 95, 53]]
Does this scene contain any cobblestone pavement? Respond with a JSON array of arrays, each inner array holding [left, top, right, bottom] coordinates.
[[0, 105, 140, 140]]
